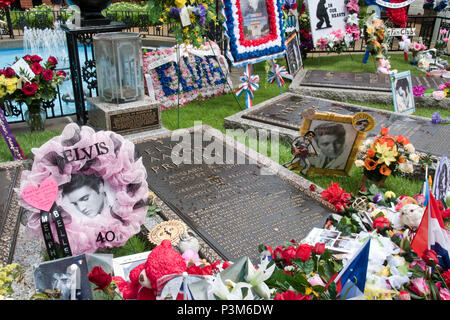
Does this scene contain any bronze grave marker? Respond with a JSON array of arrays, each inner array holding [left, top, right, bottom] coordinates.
[[134, 127, 333, 262]]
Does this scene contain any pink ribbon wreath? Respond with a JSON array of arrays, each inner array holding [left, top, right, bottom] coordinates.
[[17, 123, 149, 255]]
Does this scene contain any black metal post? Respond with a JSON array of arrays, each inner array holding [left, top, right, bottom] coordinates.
[[5, 7, 14, 39]]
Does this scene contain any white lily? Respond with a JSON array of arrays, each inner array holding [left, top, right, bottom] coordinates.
[[245, 257, 275, 300], [346, 13, 359, 26], [207, 274, 254, 300]]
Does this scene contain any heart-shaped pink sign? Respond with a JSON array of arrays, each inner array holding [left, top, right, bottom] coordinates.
[[22, 178, 58, 212]]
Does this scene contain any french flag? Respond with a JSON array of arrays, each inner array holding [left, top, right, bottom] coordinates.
[[411, 190, 450, 270]]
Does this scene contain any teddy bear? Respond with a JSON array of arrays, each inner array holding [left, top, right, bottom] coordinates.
[[114, 239, 187, 300], [399, 203, 424, 230], [376, 58, 398, 75]]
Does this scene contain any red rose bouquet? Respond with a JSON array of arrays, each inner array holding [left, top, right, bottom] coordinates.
[[6, 54, 65, 130]]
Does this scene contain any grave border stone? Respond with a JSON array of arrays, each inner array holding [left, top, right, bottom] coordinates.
[[290, 69, 450, 110], [0, 160, 32, 265]]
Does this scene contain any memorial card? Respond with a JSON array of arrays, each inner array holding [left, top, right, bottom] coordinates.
[[433, 155, 449, 209], [390, 71, 415, 114], [285, 31, 303, 77], [307, 0, 348, 45], [34, 254, 92, 300]]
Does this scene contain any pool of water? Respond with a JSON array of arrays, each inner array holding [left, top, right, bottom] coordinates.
[[1, 46, 90, 123]]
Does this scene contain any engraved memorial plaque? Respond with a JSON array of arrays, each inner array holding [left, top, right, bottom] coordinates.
[[300, 70, 442, 92], [0, 162, 28, 265], [110, 108, 160, 135], [242, 94, 450, 156], [135, 128, 333, 263]]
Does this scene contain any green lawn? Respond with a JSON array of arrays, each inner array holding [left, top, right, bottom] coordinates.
[[304, 52, 429, 76], [0, 58, 434, 196]]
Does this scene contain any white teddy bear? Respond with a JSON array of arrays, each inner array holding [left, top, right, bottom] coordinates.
[[399, 204, 424, 230]]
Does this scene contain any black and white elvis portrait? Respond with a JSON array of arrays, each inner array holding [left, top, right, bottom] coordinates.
[[434, 156, 450, 209], [308, 120, 357, 171]]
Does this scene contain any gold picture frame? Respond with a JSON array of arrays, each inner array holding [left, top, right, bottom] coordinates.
[[299, 110, 367, 176]]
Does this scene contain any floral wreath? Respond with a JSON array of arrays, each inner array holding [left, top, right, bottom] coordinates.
[[17, 123, 149, 255], [316, 0, 360, 53], [222, 0, 286, 67]]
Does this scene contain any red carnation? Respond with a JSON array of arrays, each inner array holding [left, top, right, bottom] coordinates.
[[30, 62, 43, 75], [296, 243, 314, 262], [23, 55, 32, 62], [42, 69, 53, 81], [321, 182, 351, 212], [22, 82, 39, 96], [274, 290, 312, 300], [88, 266, 112, 291], [309, 184, 316, 192], [422, 249, 439, 266], [4, 67, 15, 78], [373, 216, 390, 232]]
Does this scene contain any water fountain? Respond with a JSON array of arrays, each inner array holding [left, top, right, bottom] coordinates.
[[23, 24, 69, 69]]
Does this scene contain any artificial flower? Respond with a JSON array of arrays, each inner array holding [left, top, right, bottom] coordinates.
[[207, 274, 253, 300], [364, 157, 378, 171], [296, 243, 314, 262], [313, 242, 325, 255], [379, 164, 392, 176], [308, 274, 326, 287], [245, 257, 275, 300], [320, 182, 351, 212], [398, 290, 411, 300], [373, 216, 390, 232], [433, 90, 445, 101], [409, 277, 430, 296], [375, 143, 398, 166], [355, 159, 364, 168], [88, 266, 112, 291], [422, 249, 439, 266]]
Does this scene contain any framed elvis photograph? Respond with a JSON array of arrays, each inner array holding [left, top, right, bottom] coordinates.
[[307, 0, 348, 45], [433, 155, 449, 209], [285, 31, 303, 77], [222, 0, 286, 67], [390, 71, 415, 114], [113, 251, 151, 282], [299, 111, 366, 176]]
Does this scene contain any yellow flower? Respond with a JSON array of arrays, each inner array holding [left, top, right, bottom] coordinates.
[[375, 143, 398, 166], [385, 191, 396, 199], [0, 88, 6, 99], [366, 26, 375, 35], [6, 85, 16, 94], [0, 75, 5, 85], [183, 27, 189, 34], [175, 0, 187, 8]]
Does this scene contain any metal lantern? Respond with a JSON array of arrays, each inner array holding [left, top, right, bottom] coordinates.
[[93, 32, 144, 103]]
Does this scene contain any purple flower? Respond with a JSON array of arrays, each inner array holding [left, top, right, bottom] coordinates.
[[431, 111, 450, 124], [194, 4, 206, 26], [412, 85, 426, 97], [373, 193, 383, 203], [169, 7, 181, 18]]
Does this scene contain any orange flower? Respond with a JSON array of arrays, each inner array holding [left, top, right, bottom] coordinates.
[[379, 164, 392, 176], [395, 135, 410, 146], [367, 148, 376, 157], [364, 158, 378, 171], [378, 138, 395, 148], [380, 127, 389, 136], [398, 156, 406, 163]]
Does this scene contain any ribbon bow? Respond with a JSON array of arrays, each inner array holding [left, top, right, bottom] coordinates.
[[157, 272, 205, 300], [235, 72, 259, 100], [268, 64, 289, 86]]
